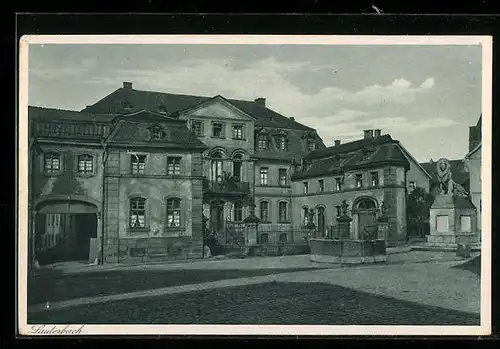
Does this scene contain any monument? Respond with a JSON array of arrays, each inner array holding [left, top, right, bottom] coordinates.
[[426, 158, 481, 251]]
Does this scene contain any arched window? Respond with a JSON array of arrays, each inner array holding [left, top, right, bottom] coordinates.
[[232, 153, 243, 182], [167, 198, 181, 227], [234, 200, 243, 222], [357, 198, 376, 210], [44, 152, 60, 173], [130, 197, 146, 228], [211, 151, 224, 183], [77, 154, 94, 174]]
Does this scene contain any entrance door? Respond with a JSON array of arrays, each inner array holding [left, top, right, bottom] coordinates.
[[357, 198, 378, 239], [74, 213, 98, 261], [317, 207, 325, 237], [210, 202, 225, 234]]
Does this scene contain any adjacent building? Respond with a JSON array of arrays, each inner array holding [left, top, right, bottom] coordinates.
[[465, 115, 482, 228], [29, 82, 425, 264]]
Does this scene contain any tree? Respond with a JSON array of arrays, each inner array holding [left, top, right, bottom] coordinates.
[[406, 187, 434, 238]]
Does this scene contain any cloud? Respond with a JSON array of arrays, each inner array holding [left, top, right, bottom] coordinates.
[[420, 77, 435, 89], [30, 57, 97, 80]]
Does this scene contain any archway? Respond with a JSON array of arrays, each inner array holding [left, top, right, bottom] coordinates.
[[35, 199, 98, 264], [355, 197, 378, 240]]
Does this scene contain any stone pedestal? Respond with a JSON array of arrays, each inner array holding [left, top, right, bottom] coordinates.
[[426, 194, 481, 250], [377, 215, 389, 241], [337, 215, 352, 239]]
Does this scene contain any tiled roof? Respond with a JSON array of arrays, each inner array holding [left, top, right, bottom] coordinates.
[[81, 87, 315, 131], [28, 106, 115, 122], [292, 135, 410, 180], [420, 159, 469, 186]]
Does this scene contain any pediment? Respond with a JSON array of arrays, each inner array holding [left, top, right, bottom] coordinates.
[[180, 96, 255, 121]]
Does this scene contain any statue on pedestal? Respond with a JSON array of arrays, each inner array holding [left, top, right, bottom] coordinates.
[[436, 158, 468, 197]]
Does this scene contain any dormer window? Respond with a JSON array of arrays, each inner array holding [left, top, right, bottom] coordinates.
[[157, 104, 167, 114], [122, 101, 133, 111], [307, 139, 316, 152], [257, 134, 269, 150], [149, 124, 165, 140], [278, 135, 287, 150]]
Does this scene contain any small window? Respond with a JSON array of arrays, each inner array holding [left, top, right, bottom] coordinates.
[[44, 152, 60, 173], [191, 120, 203, 136], [150, 127, 164, 140], [318, 179, 324, 192], [279, 168, 288, 186], [307, 139, 316, 151], [257, 134, 269, 150], [167, 198, 181, 227], [232, 124, 244, 140], [167, 157, 181, 176], [278, 135, 287, 150], [303, 181, 309, 194], [370, 172, 379, 187], [279, 233, 288, 243], [260, 167, 269, 185], [131, 154, 146, 174], [212, 122, 224, 138], [260, 201, 269, 222], [355, 174, 363, 188], [279, 201, 288, 222], [409, 181, 416, 190], [335, 177, 342, 191], [157, 105, 167, 114], [234, 201, 243, 222], [122, 101, 133, 111], [130, 198, 146, 228], [77, 154, 94, 174]]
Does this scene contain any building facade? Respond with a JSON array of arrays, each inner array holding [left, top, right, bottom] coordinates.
[[29, 82, 424, 264], [465, 115, 482, 228]]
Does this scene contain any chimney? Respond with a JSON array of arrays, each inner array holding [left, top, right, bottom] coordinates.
[[374, 129, 381, 138], [123, 81, 133, 89], [254, 98, 266, 107], [334, 140, 341, 146], [290, 117, 295, 121], [363, 129, 374, 139]]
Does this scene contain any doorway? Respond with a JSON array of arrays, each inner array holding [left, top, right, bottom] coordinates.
[[317, 207, 325, 237], [210, 201, 225, 234], [357, 198, 378, 240]]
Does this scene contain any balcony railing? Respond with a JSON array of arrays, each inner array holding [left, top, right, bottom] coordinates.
[[203, 178, 250, 196]]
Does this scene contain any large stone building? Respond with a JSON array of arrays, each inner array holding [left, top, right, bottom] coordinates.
[[28, 82, 424, 264]]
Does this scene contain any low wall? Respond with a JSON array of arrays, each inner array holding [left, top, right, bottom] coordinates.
[[246, 244, 310, 257], [309, 239, 386, 264]]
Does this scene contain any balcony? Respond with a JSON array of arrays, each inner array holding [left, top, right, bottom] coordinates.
[[203, 177, 250, 198]]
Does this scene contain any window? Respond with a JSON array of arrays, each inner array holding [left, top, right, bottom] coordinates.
[[191, 120, 203, 136], [257, 134, 269, 149], [409, 181, 416, 190], [233, 154, 242, 182], [212, 122, 224, 138], [335, 205, 341, 217], [44, 152, 60, 173], [307, 139, 316, 151], [370, 172, 379, 187], [260, 167, 269, 185], [77, 154, 93, 174], [167, 157, 181, 176], [234, 201, 243, 221], [335, 177, 342, 191], [130, 198, 146, 228], [279, 233, 288, 243], [259, 233, 269, 244], [232, 124, 244, 139], [279, 168, 288, 186], [278, 135, 287, 150], [318, 179, 324, 192], [211, 152, 223, 183], [303, 207, 309, 225], [303, 181, 309, 194], [167, 198, 181, 227], [151, 128, 163, 140], [131, 154, 146, 174], [355, 174, 363, 188], [260, 201, 269, 222], [157, 105, 167, 114], [279, 201, 288, 222]]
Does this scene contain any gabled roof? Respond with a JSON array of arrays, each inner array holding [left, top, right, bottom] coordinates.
[[292, 135, 410, 180], [420, 159, 469, 186], [81, 87, 315, 131], [175, 95, 257, 121]]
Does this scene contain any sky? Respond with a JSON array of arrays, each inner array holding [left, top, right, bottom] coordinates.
[[28, 43, 483, 163]]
